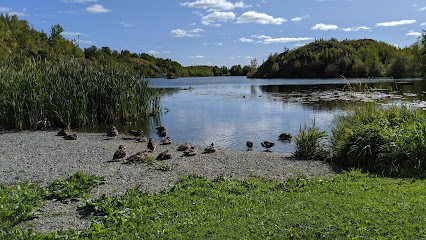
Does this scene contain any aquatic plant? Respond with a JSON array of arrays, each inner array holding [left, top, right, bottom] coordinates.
[[331, 104, 426, 177], [0, 56, 160, 130]]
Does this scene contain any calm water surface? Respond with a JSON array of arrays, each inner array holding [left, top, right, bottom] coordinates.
[[81, 76, 426, 153]]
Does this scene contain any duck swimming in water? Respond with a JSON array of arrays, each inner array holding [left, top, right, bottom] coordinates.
[[156, 126, 167, 138], [246, 141, 253, 150], [279, 133, 293, 141]]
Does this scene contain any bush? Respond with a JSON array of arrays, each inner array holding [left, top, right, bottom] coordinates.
[[293, 120, 328, 160], [331, 105, 426, 177]]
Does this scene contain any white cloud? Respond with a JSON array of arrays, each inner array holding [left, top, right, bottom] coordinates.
[[421, 22, 426, 26], [148, 50, 159, 54], [291, 17, 303, 22], [202, 11, 235, 25], [215, 42, 223, 46], [242, 35, 314, 44], [64, 0, 98, 3], [61, 31, 86, 36], [121, 22, 132, 27], [406, 32, 422, 36], [342, 26, 371, 32], [79, 40, 95, 44], [8, 11, 27, 16], [237, 11, 286, 24], [0, 7, 12, 12], [171, 28, 205, 37], [311, 23, 339, 31], [181, 0, 250, 11], [190, 55, 205, 58], [86, 4, 111, 14], [376, 19, 416, 27], [239, 37, 253, 42], [419, 6, 426, 11]]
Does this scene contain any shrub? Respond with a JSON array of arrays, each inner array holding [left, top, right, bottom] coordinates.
[[331, 105, 426, 177], [293, 120, 328, 160]]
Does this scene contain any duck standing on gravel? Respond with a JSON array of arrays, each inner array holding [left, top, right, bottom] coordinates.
[[113, 145, 127, 161], [157, 150, 172, 160], [107, 126, 119, 137], [64, 133, 78, 140], [177, 143, 191, 151], [246, 141, 253, 150], [57, 129, 67, 136], [160, 137, 172, 145], [204, 142, 217, 153], [261, 141, 275, 151], [147, 138, 156, 152], [129, 129, 142, 138]]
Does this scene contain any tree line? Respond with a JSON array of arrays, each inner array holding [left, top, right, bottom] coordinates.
[[252, 37, 426, 79]]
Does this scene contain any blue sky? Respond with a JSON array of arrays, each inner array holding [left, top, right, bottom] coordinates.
[[1, 0, 425, 67]]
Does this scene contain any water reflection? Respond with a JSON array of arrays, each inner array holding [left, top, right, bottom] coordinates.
[[79, 76, 426, 154]]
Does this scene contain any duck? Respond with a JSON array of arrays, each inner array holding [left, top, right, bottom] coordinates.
[[204, 142, 217, 153], [107, 126, 119, 137], [136, 135, 148, 143], [184, 147, 198, 156], [113, 145, 127, 161], [177, 143, 191, 151], [246, 141, 253, 150], [160, 137, 172, 145], [124, 151, 150, 164], [157, 150, 172, 160], [147, 138, 156, 152], [64, 133, 78, 140], [261, 141, 275, 151], [57, 129, 67, 136], [279, 133, 293, 141], [129, 129, 143, 137], [156, 126, 167, 138]]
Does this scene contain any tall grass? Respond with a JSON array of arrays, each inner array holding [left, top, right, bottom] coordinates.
[[293, 120, 328, 160], [331, 104, 426, 177], [0, 56, 160, 130]]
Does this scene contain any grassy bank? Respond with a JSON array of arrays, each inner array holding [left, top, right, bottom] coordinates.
[[0, 57, 160, 130], [1, 171, 425, 239]]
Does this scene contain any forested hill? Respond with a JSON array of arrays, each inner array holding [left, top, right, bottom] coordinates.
[[251, 38, 425, 79], [0, 14, 232, 78]]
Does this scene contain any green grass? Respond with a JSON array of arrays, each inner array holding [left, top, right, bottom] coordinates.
[[331, 104, 426, 177], [44, 172, 105, 202], [0, 56, 160, 130], [1, 171, 426, 239]]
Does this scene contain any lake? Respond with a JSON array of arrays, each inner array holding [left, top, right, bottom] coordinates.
[[80, 76, 426, 154]]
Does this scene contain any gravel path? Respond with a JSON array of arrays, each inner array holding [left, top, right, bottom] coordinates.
[[0, 130, 342, 234]]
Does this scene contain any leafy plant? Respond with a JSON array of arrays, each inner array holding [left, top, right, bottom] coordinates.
[[154, 164, 172, 171], [44, 172, 105, 202]]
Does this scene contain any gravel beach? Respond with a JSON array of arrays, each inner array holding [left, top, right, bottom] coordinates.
[[0, 130, 342, 233]]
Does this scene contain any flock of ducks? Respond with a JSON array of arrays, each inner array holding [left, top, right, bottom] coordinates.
[[57, 125, 293, 162]]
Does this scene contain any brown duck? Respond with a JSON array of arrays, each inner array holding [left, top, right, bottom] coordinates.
[[246, 141, 253, 149], [184, 147, 198, 156], [279, 133, 293, 141], [261, 141, 275, 151], [124, 151, 151, 164], [64, 133, 78, 140], [157, 150, 172, 160], [57, 129, 67, 136], [113, 145, 127, 161], [107, 126, 119, 137], [156, 126, 167, 138], [177, 143, 191, 151], [204, 142, 217, 153], [160, 137, 172, 145], [136, 135, 148, 143], [147, 138, 156, 152]]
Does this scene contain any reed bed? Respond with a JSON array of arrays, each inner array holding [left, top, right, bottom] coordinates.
[[0, 57, 159, 130]]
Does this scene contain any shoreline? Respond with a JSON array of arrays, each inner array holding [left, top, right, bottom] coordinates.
[[1, 130, 341, 233]]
